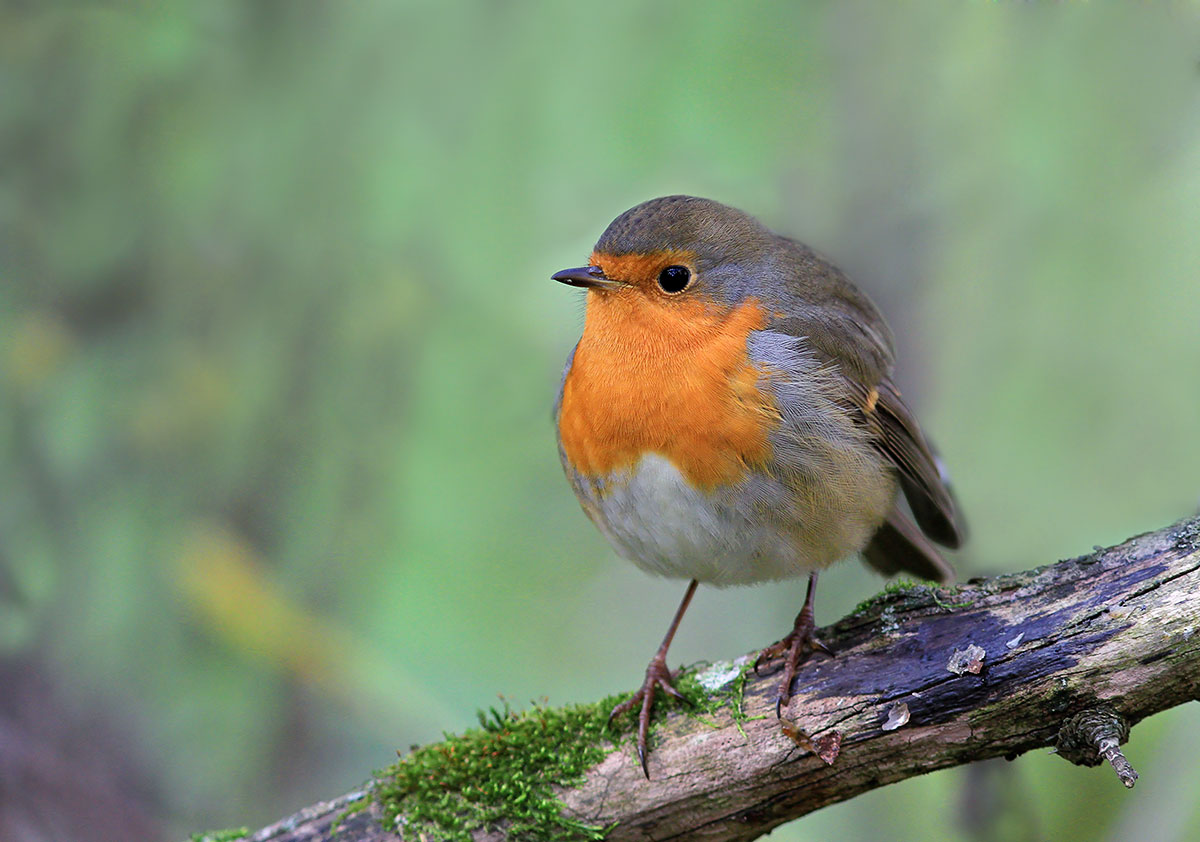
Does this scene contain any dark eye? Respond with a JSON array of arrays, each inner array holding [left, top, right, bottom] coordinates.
[[657, 265, 691, 293]]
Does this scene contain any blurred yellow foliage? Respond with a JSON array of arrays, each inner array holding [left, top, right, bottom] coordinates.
[[173, 520, 453, 739], [175, 520, 349, 688], [5, 312, 75, 391]]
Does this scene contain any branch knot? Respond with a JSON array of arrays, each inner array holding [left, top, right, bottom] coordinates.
[[1055, 705, 1138, 788]]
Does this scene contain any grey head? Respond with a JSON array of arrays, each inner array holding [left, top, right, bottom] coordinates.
[[587, 196, 894, 356], [594, 195, 779, 270]]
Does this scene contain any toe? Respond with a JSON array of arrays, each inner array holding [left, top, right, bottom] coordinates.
[[607, 694, 638, 727], [754, 639, 790, 675], [658, 677, 688, 703]]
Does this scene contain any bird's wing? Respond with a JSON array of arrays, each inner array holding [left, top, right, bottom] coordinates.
[[766, 244, 966, 557]]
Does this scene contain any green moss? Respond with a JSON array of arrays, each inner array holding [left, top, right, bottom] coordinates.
[[374, 695, 624, 841], [928, 586, 976, 611], [375, 668, 754, 841], [676, 658, 763, 735], [330, 792, 371, 836], [851, 578, 922, 614], [851, 579, 977, 616], [188, 829, 248, 842]]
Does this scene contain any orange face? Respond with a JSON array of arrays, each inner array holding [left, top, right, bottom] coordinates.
[[588, 249, 697, 297], [557, 250, 781, 491]]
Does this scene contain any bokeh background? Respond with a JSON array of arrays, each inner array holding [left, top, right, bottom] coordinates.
[[3, 2, 1199, 840]]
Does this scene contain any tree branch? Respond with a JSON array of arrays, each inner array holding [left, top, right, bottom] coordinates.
[[230, 516, 1200, 842]]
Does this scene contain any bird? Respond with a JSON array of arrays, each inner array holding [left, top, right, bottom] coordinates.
[[552, 195, 965, 777]]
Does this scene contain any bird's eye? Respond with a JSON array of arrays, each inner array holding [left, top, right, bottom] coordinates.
[[656, 265, 691, 293]]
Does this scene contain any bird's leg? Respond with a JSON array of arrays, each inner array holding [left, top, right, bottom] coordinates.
[[752, 571, 832, 716], [607, 579, 698, 778]]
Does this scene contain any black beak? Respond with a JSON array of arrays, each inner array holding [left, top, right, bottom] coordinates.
[[552, 265, 624, 290]]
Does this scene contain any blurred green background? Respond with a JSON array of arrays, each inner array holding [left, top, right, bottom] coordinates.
[[3, 2, 1199, 840]]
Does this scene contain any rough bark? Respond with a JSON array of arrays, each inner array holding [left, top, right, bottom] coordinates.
[[235, 516, 1200, 842]]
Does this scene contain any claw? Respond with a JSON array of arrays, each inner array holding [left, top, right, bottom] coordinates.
[[760, 572, 832, 718], [611, 580, 698, 778], [608, 654, 684, 778], [753, 648, 775, 676], [659, 677, 689, 703], [754, 638, 788, 675], [606, 702, 628, 730], [771, 627, 833, 716]]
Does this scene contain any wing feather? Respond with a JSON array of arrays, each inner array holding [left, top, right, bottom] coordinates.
[[764, 243, 966, 564]]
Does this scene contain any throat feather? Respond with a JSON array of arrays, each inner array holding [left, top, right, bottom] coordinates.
[[559, 292, 778, 490]]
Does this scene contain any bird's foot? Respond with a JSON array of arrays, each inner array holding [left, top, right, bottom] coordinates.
[[607, 653, 688, 778], [753, 610, 832, 717]]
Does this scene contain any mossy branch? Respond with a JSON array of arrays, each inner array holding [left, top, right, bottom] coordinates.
[[230, 516, 1200, 842]]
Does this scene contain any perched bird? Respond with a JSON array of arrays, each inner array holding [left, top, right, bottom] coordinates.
[[553, 196, 965, 777]]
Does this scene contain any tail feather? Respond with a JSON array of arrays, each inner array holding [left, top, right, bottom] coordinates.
[[862, 509, 955, 584]]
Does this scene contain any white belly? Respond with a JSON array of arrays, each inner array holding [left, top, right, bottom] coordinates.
[[575, 453, 885, 586]]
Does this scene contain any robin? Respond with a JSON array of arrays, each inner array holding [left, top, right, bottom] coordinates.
[[552, 195, 965, 777]]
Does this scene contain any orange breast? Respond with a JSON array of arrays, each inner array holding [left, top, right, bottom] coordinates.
[[559, 288, 780, 491]]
